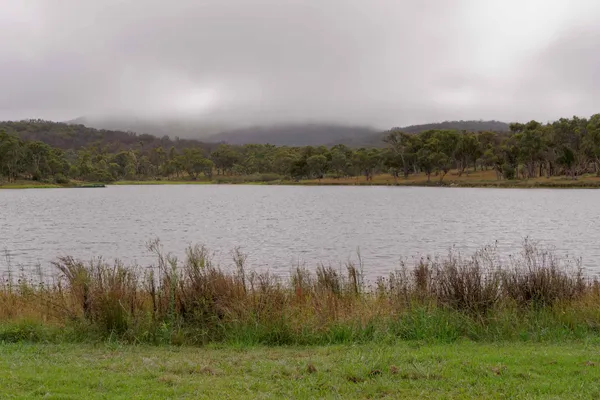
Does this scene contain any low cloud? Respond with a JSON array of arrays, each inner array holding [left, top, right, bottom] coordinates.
[[0, 0, 598, 128]]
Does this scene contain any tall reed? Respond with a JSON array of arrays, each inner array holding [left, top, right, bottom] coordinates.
[[1, 240, 598, 345]]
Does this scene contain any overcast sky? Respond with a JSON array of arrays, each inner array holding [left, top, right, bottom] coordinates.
[[1, 0, 599, 128]]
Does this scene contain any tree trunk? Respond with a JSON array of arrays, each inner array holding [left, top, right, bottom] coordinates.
[[528, 161, 535, 179], [439, 171, 448, 183]]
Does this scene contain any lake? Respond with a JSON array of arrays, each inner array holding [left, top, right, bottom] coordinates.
[[1, 185, 599, 280]]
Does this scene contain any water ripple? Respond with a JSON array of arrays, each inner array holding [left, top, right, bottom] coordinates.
[[1, 185, 600, 279]]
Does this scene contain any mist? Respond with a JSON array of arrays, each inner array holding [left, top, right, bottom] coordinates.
[[1, 0, 599, 129]]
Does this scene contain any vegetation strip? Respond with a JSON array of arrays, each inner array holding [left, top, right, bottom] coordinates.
[[2, 116, 600, 188], [2, 241, 599, 346]]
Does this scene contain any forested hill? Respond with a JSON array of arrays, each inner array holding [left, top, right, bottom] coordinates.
[[58, 117, 508, 147], [340, 120, 511, 147], [398, 120, 509, 133], [68, 116, 229, 139], [1, 119, 509, 152], [69, 116, 380, 146], [0, 120, 213, 153], [2, 114, 599, 185], [4, 119, 380, 149], [183, 121, 509, 146]]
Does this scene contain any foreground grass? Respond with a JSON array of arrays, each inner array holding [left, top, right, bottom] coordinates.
[[2, 243, 600, 397], [2, 341, 599, 399]]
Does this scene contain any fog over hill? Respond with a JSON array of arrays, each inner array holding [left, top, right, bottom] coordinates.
[[207, 120, 510, 146], [67, 114, 381, 146], [65, 115, 510, 147], [67, 115, 233, 139], [207, 124, 378, 146]]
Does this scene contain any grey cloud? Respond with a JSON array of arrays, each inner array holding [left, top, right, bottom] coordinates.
[[0, 0, 598, 128], [500, 24, 600, 123]]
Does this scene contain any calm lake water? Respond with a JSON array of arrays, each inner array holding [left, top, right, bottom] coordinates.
[[1, 185, 599, 279]]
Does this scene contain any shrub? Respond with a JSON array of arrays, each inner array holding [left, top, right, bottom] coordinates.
[[501, 240, 585, 308], [502, 164, 516, 180], [54, 173, 69, 184], [432, 251, 501, 315]]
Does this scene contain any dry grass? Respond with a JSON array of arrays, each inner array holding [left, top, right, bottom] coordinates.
[[8, 170, 600, 189], [299, 170, 600, 188], [1, 240, 599, 345]]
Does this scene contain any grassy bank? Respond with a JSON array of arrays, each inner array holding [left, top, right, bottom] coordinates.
[[0, 180, 106, 189], [2, 341, 599, 399], [297, 170, 600, 188], [4, 170, 600, 189], [111, 180, 212, 186], [2, 241, 600, 346], [0, 181, 65, 189], [109, 170, 600, 188]]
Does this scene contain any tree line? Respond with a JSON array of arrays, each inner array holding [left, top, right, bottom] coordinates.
[[1, 114, 600, 184]]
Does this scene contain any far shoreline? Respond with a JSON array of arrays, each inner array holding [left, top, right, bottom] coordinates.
[[3, 172, 600, 190]]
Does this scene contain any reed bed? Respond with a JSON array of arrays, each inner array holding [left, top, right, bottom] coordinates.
[[1, 240, 599, 345]]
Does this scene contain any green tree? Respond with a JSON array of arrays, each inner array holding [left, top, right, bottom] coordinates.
[[210, 145, 239, 175], [329, 148, 348, 177], [584, 114, 600, 176], [416, 148, 435, 182], [0, 130, 24, 182], [455, 134, 480, 176], [306, 154, 328, 179], [272, 149, 297, 177], [384, 130, 416, 178], [352, 149, 379, 181], [557, 146, 576, 180], [183, 149, 212, 180]]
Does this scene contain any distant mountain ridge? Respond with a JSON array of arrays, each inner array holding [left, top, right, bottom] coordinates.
[[46, 116, 511, 148], [67, 115, 230, 139], [0, 119, 214, 153], [395, 120, 510, 133], [67, 116, 381, 146], [203, 120, 510, 147], [336, 120, 511, 147]]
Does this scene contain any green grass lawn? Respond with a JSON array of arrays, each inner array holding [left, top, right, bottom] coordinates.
[[2, 341, 599, 399]]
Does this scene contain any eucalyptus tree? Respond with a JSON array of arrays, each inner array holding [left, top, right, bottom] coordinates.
[[0, 130, 24, 182], [583, 114, 600, 176]]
